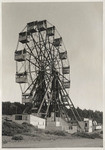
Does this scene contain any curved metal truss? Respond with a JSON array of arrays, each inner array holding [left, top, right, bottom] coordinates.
[[15, 20, 82, 127]]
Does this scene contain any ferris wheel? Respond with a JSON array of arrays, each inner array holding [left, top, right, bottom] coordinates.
[[15, 20, 81, 125]]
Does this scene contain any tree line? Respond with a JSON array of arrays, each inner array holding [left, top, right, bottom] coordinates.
[[67, 107, 103, 123], [2, 102, 103, 124]]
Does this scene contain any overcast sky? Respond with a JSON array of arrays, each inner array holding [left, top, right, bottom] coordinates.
[[2, 2, 103, 111]]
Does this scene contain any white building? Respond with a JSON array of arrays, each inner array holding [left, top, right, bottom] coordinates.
[[12, 114, 45, 129], [84, 118, 93, 133]]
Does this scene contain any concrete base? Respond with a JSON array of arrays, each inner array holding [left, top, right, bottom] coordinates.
[[46, 116, 78, 133]]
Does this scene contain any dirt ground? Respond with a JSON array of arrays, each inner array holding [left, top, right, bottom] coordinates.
[[2, 135, 103, 148]]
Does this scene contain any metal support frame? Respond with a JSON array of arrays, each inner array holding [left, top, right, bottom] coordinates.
[[15, 20, 82, 131]]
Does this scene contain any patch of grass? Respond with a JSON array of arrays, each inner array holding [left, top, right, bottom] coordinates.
[[2, 140, 8, 144], [72, 131, 103, 139], [45, 130, 67, 136], [22, 122, 35, 127], [72, 132, 95, 139], [2, 120, 40, 136], [22, 132, 37, 137], [90, 132, 103, 139], [2, 120, 24, 136], [11, 135, 23, 140], [100, 131, 103, 134], [22, 122, 38, 132]]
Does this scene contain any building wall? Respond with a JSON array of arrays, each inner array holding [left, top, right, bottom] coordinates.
[[78, 121, 85, 132], [84, 118, 93, 133], [57, 117, 69, 131], [2, 115, 12, 121], [88, 120, 92, 132], [46, 116, 77, 133], [30, 115, 45, 129], [12, 114, 30, 124], [12, 114, 45, 129], [67, 125, 77, 134], [95, 125, 102, 130]]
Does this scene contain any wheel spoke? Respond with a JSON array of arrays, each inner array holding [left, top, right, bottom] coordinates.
[[26, 43, 40, 65], [26, 58, 40, 69]]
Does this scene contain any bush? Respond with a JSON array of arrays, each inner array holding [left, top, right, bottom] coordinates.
[[45, 130, 67, 136], [2, 140, 7, 144], [100, 131, 103, 134], [12, 135, 23, 140], [90, 132, 103, 139], [72, 132, 95, 139], [2, 120, 24, 136], [3, 120, 43, 137], [54, 130, 67, 136], [72, 131, 103, 139]]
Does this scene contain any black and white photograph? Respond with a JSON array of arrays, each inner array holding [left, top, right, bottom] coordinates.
[[1, 1, 103, 148]]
